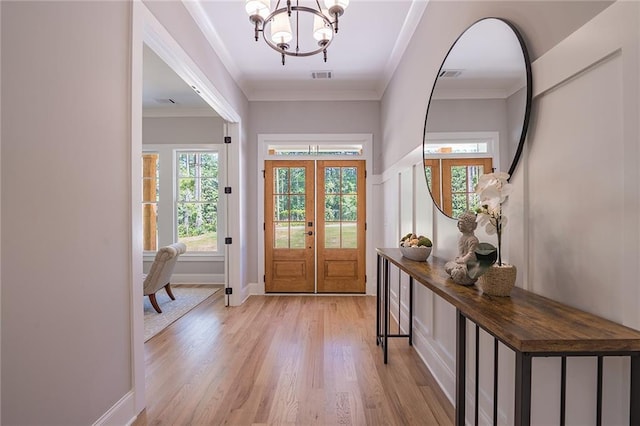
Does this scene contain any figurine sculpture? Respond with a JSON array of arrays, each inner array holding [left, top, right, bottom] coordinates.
[[445, 211, 479, 285]]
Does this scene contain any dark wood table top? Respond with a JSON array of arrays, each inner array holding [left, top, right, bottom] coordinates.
[[377, 248, 640, 353]]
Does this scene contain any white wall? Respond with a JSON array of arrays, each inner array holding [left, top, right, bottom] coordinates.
[[379, 0, 637, 424], [1, 0, 252, 423], [142, 116, 224, 145], [1, 2, 132, 424]]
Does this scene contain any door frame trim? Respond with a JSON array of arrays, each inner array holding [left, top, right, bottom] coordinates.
[[257, 134, 374, 295]]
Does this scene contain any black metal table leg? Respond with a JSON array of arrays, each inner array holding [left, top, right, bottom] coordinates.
[[376, 253, 381, 346], [631, 353, 640, 424], [384, 258, 389, 364], [515, 352, 532, 426], [456, 309, 466, 426], [409, 276, 413, 346]]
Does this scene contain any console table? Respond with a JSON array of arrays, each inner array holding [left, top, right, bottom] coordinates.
[[376, 248, 640, 426]]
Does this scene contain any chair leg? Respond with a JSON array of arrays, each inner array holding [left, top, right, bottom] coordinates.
[[149, 293, 162, 313], [165, 283, 175, 300]]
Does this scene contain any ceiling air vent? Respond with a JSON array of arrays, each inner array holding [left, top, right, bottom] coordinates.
[[438, 69, 463, 78], [154, 98, 176, 104], [311, 70, 332, 80]]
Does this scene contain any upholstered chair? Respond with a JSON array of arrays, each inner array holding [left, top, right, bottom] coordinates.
[[143, 242, 187, 313]]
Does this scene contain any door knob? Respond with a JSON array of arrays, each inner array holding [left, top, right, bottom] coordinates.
[[307, 231, 313, 236]]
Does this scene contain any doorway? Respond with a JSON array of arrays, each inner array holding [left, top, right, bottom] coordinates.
[[264, 159, 366, 293]]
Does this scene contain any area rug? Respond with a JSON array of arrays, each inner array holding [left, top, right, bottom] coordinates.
[[144, 285, 221, 342]]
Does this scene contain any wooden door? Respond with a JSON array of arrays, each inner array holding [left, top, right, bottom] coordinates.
[[265, 160, 315, 292], [441, 157, 493, 218], [317, 160, 366, 293]]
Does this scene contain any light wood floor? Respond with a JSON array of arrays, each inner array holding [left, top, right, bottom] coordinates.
[[133, 292, 454, 425]]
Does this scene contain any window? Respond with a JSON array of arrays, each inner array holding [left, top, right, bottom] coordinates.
[[142, 146, 224, 255], [176, 151, 219, 252]]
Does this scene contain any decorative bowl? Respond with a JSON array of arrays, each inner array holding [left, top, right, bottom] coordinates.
[[400, 245, 432, 261]]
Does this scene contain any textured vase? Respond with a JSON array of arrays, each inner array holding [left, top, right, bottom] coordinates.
[[477, 264, 517, 296]]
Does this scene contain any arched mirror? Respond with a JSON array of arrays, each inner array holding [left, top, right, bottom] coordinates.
[[423, 18, 532, 219]]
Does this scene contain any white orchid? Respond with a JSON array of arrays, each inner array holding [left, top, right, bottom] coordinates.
[[475, 172, 513, 265]]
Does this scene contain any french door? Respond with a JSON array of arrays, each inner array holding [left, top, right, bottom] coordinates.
[[425, 157, 492, 218], [264, 160, 366, 293]]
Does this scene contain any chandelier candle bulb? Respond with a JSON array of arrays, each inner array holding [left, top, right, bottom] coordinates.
[[271, 13, 293, 45], [313, 10, 333, 42], [245, 0, 270, 19]]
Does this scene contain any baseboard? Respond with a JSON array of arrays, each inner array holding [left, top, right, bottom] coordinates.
[[171, 273, 224, 284], [92, 390, 138, 426], [238, 282, 256, 304], [246, 282, 262, 296]]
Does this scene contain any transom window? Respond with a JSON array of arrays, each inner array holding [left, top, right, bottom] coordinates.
[[268, 143, 363, 156]]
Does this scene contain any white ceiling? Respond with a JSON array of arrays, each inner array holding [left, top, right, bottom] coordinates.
[[183, 0, 428, 101], [142, 1, 613, 112], [143, 44, 217, 116], [142, 0, 426, 113]]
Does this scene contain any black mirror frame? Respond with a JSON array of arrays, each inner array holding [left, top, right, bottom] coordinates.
[[422, 17, 533, 219]]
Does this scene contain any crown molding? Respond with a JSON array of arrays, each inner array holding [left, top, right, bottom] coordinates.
[[379, 0, 430, 97], [182, 0, 250, 99], [431, 88, 510, 100], [143, 107, 219, 118], [247, 88, 381, 102]]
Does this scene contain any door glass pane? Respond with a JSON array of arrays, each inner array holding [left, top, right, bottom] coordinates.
[[341, 195, 357, 221], [323, 166, 360, 249], [451, 194, 468, 218], [468, 165, 483, 192], [425, 166, 433, 192], [275, 168, 289, 193], [290, 168, 305, 194], [450, 164, 484, 218], [450, 166, 468, 192], [274, 195, 289, 221], [290, 222, 305, 249], [290, 195, 305, 221], [274, 223, 289, 248], [341, 223, 357, 248], [341, 167, 357, 193], [325, 195, 340, 221], [325, 167, 340, 193], [325, 223, 340, 248], [272, 166, 307, 249]]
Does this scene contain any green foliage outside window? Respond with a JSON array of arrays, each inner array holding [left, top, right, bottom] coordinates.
[[450, 165, 482, 219], [177, 152, 218, 251]]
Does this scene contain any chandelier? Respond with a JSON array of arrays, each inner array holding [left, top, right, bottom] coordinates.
[[245, 0, 349, 65]]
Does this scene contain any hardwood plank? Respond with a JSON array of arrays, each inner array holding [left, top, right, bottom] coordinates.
[[133, 294, 453, 425], [378, 248, 640, 353]]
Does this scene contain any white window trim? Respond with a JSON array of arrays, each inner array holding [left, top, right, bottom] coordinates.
[[143, 144, 226, 260]]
